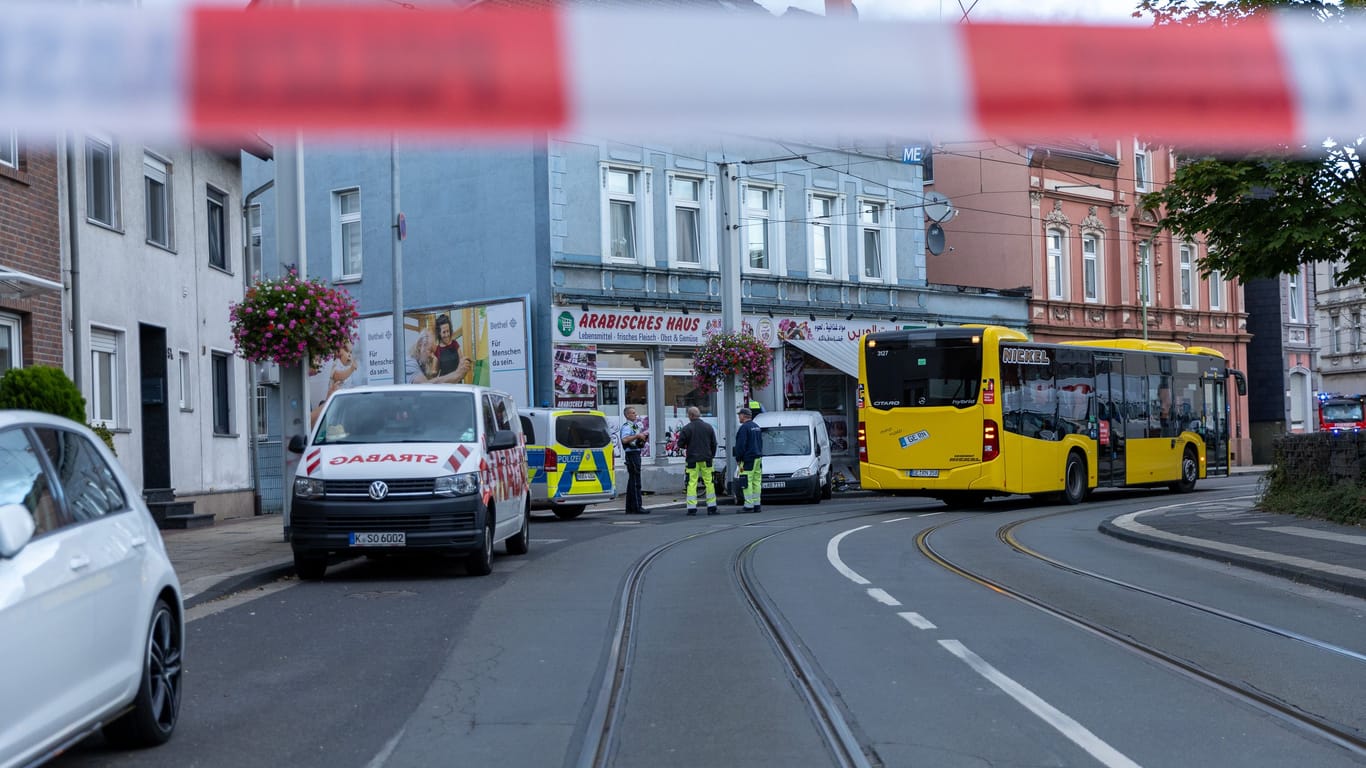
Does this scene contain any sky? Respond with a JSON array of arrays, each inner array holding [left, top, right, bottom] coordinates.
[[753, 0, 1144, 23]]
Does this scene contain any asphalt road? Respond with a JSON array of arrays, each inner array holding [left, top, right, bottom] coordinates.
[[57, 478, 1366, 768]]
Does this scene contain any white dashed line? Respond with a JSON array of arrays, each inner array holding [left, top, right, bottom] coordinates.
[[866, 588, 901, 606], [897, 611, 936, 630]]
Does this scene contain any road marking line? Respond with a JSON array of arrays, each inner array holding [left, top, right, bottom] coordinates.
[[883, 517, 915, 523], [867, 588, 901, 606], [898, 611, 936, 630], [365, 726, 407, 768], [828, 526, 872, 585], [1262, 526, 1366, 546], [939, 639, 1141, 768]]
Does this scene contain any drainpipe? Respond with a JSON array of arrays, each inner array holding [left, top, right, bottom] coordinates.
[[64, 134, 82, 391], [241, 178, 274, 513]]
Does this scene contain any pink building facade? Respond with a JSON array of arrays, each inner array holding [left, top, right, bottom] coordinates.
[[929, 139, 1252, 465]]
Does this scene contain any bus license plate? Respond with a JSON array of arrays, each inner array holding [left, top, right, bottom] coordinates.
[[908, 469, 939, 478], [576, 472, 596, 482], [350, 532, 406, 547]]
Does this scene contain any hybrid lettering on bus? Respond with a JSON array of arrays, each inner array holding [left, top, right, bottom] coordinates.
[[856, 325, 1246, 508]]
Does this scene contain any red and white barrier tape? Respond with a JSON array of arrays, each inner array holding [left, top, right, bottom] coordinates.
[[1, 5, 1362, 147]]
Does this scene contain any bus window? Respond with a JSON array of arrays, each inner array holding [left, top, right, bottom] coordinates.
[[1124, 360, 1149, 442], [1019, 356, 1057, 440], [1055, 350, 1094, 438]]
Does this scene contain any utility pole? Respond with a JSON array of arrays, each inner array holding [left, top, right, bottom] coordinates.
[[717, 161, 741, 491], [391, 135, 404, 383], [277, 130, 307, 540]]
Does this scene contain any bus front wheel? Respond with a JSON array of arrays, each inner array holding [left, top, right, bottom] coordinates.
[[1061, 453, 1087, 505], [1169, 448, 1198, 493]]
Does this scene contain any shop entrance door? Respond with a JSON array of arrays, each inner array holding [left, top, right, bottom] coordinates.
[[598, 377, 652, 459]]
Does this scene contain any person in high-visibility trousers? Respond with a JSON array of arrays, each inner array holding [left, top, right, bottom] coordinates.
[[676, 406, 718, 515], [734, 407, 763, 513]]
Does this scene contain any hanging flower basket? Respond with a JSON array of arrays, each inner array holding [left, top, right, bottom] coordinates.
[[229, 270, 359, 374], [692, 330, 772, 395]]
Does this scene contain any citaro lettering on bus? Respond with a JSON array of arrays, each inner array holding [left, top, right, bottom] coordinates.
[[1001, 347, 1050, 365]]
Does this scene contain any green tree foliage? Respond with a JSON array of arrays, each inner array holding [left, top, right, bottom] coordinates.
[[0, 365, 86, 421], [1135, 0, 1366, 282]]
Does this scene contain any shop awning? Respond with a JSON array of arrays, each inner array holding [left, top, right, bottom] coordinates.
[[786, 336, 858, 378], [0, 266, 61, 300]]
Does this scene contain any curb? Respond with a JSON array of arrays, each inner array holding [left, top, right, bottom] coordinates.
[[1097, 519, 1366, 601], [184, 561, 296, 610]]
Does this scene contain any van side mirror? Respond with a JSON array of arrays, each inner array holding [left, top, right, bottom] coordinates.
[[815, 442, 822, 457], [288, 434, 308, 454], [0, 503, 36, 559], [488, 429, 518, 451]]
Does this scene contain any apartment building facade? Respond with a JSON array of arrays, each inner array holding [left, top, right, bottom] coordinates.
[[0, 130, 64, 372]]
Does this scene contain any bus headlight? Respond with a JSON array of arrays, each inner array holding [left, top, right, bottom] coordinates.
[[294, 477, 325, 499], [435, 472, 480, 497]]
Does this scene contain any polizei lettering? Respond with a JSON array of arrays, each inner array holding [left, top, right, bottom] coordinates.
[[1001, 346, 1051, 365], [328, 454, 440, 465]]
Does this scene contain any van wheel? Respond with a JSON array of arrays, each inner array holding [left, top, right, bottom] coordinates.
[[103, 598, 182, 747], [1169, 448, 1198, 493], [552, 504, 585, 521], [1061, 453, 1087, 505], [506, 500, 530, 555], [821, 479, 833, 500], [809, 480, 822, 504], [467, 513, 494, 576], [293, 551, 327, 581]]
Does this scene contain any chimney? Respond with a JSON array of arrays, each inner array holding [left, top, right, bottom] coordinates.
[[825, 0, 857, 17]]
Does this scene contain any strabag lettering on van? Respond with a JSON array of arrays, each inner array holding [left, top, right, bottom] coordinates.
[[328, 453, 441, 465]]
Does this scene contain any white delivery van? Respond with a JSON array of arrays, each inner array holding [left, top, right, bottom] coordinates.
[[753, 410, 833, 503], [288, 383, 530, 580]]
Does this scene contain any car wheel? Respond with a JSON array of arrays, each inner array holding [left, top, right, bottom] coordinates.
[[467, 512, 494, 576], [103, 598, 182, 748], [821, 478, 833, 500], [293, 551, 327, 581], [1061, 452, 1087, 505], [506, 499, 530, 555], [809, 480, 822, 504], [1169, 448, 1198, 493], [552, 504, 585, 521]]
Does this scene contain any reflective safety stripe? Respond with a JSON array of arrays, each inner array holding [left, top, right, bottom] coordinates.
[[553, 448, 613, 498]]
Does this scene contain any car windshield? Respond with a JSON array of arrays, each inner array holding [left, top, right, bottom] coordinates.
[[760, 426, 811, 457], [314, 391, 476, 445]]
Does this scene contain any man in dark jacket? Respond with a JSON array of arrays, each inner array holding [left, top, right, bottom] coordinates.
[[676, 406, 718, 515], [734, 407, 763, 513]]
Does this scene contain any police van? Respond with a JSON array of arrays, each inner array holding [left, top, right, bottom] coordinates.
[[521, 407, 616, 520], [288, 383, 531, 580]]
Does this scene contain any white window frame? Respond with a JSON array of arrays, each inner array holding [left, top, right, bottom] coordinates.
[[1288, 270, 1302, 322], [1355, 313, 1363, 351], [1081, 233, 1101, 302], [333, 188, 362, 279], [742, 182, 784, 275], [247, 203, 263, 279], [1047, 228, 1067, 300], [666, 172, 713, 269], [1137, 240, 1155, 307], [808, 192, 846, 280], [1134, 142, 1151, 192], [85, 133, 120, 228], [143, 152, 173, 250], [0, 129, 16, 169], [207, 185, 229, 271], [600, 164, 652, 266], [211, 349, 235, 436], [0, 312, 21, 374], [1178, 244, 1194, 308], [857, 197, 893, 283], [1209, 268, 1224, 310], [1331, 314, 1342, 354], [178, 350, 193, 411], [89, 327, 124, 428]]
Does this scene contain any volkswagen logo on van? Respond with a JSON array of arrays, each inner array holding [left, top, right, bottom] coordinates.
[[368, 481, 390, 500]]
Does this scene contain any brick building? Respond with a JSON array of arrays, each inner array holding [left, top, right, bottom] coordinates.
[[0, 131, 64, 372]]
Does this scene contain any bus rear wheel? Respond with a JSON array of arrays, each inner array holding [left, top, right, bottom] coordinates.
[[1169, 448, 1198, 493], [1061, 453, 1087, 505], [940, 492, 986, 510]]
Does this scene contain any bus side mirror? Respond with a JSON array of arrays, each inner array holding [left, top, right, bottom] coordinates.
[[1231, 370, 1247, 397]]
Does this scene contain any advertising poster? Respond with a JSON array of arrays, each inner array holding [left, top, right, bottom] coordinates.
[[308, 297, 531, 413], [553, 344, 597, 408]]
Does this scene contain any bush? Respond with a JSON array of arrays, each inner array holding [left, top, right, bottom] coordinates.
[[0, 365, 116, 454], [1259, 433, 1366, 525]]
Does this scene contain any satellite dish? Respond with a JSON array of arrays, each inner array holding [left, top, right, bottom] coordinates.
[[923, 191, 955, 223], [927, 223, 946, 255]]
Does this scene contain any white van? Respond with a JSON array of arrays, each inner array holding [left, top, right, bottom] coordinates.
[[754, 410, 833, 503], [288, 383, 531, 580]]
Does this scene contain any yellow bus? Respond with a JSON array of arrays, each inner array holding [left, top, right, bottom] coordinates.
[[856, 325, 1246, 508]]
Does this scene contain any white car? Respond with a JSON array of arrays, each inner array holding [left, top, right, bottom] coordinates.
[[0, 411, 184, 768]]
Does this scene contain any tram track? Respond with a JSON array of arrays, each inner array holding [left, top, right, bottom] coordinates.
[[915, 510, 1366, 759], [575, 500, 909, 768]]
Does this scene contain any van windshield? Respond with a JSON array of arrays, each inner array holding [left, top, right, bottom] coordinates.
[[315, 391, 477, 445], [556, 414, 612, 448], [761, 426, 811, 457]]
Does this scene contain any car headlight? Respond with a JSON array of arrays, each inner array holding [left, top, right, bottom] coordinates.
[[791, 466, 812, 478], [294, 477, 325, 499], [435, 472, 479, 497]]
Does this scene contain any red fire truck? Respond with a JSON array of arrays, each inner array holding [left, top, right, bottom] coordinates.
[[1316, 392, 1366, 432]]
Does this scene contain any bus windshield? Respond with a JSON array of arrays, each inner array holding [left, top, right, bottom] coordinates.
[[864, 336, 982, 409]]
